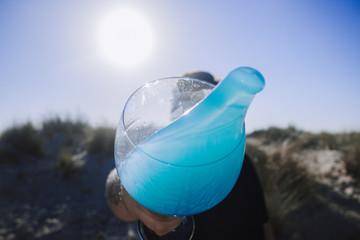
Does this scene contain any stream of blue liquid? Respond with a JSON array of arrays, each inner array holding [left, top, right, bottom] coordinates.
[[117, 67, 265, 216]]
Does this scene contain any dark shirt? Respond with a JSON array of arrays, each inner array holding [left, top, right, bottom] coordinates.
[[192, 154, 268, 240], [138, 154, 268, 240]]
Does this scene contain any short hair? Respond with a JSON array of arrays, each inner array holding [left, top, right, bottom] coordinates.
[[182, 71, 218, 85]]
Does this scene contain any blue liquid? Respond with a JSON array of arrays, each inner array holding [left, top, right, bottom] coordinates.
[[117, 67, 265, 216]]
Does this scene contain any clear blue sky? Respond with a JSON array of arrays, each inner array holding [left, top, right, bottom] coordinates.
[[1, 0, 359, 133]]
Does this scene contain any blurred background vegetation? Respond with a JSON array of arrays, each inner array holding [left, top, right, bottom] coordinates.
[[0, 117, 115, 171], [0, 119, 360, 239], [246, 126, 360, 239]]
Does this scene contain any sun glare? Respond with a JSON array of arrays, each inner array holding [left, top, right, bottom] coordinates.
[[96, 7, 155, 68]]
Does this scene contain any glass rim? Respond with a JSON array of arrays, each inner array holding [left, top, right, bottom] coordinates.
[[120, 77, 215, 147], [118, 76, 246, 167]]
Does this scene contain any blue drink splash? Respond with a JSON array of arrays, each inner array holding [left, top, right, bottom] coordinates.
[[115, 67, 265, 216]]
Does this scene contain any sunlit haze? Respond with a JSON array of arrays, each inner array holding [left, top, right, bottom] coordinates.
[[0, 0, 359, 133], [96, 7, 155, 68]]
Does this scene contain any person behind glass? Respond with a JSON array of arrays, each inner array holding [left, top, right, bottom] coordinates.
[[106, 71, 275, 240]]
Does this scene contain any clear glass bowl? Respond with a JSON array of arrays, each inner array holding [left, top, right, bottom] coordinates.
[[114, 76, 248, 216]]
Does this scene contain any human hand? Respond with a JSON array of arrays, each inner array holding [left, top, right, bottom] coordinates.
[[106, 169, 182, 236]]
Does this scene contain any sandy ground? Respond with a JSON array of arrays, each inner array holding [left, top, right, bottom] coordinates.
[[0, 152, 138, 240]]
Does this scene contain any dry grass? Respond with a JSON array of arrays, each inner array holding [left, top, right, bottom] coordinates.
[[250, 126, 360, 182], [42, 116, 91, 148], [87, 127, 115, 160], [0, 122, 44, 164], [0, 117, 118, 179], [53, 146, 79, 179], [344, 142, 360, 179], [248, 126, 360, 238], [247, 144, 319, 235]]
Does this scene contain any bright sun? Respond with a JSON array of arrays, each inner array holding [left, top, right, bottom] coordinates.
[[96, 7, 155, 68]]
